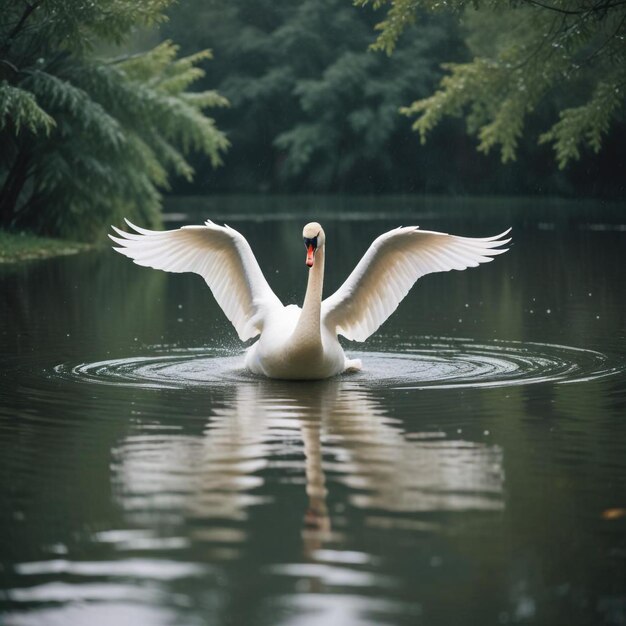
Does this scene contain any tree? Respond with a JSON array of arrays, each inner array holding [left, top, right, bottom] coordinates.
[[163, 0, 465, 192], [0, 0, 228, 239], [272, 13, 460, 190], [356, 0, 626, 168]]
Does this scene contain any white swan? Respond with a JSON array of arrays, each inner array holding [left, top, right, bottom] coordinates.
[[110, 220, 511, 380]]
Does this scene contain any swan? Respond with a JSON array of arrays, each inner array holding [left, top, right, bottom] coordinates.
[[110, 219, 511, 380]]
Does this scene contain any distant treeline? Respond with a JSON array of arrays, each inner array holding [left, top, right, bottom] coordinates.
[[1, 0, 623, 241], [163, 0, 625, 199]]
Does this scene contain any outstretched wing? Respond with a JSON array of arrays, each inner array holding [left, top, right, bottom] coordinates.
[[110, 219, 282, 341], [322, 227, 511, 341]]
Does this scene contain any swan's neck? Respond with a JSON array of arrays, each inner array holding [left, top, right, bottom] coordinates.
[[295, 246, 325, 344]]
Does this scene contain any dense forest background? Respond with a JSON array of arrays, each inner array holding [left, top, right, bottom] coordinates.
[[1, 0, 624, 240], [162, 0, 626, 198]]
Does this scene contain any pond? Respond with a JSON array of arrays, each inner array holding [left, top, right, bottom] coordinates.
[[1, 196, 625, 625]]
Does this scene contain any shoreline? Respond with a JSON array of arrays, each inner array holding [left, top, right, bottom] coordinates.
[[0, 230, 96, 264]]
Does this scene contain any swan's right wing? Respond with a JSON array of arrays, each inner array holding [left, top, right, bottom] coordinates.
[[110, 219, 282, 341], [322, 226, 511, 341]]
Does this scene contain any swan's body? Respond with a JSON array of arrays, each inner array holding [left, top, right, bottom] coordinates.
[[111, 220, 510, 380]]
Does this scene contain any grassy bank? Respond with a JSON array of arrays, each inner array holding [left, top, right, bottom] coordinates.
[[0, 230, 94, 263]]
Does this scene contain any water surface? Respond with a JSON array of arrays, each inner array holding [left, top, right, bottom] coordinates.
[[1, 196, 625, 625]]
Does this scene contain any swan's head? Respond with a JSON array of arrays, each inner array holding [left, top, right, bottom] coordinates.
[[303, 222, 325, 268]]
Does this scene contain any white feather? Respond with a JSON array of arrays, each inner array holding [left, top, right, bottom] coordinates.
[[111, 220, 511, 379], [322, 227, 511, 341], [110, 220, 282, 341]]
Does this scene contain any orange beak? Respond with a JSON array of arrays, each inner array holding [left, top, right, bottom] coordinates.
[[306, 244, 315, 267]]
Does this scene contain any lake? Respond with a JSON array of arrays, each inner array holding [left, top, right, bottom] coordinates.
[[1, 196, 625, 625]]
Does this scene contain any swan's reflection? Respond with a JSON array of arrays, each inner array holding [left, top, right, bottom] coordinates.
[[112, 381, 504, 553]]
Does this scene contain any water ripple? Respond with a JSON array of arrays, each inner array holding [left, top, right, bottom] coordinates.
[[51, 337, 621, 391]]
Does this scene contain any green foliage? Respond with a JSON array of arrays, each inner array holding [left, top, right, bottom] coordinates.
[[539, 77, 623, 169], [2, 0, 171, 54], [401, 56, 542, 163], [0, 1, 228, 239], [357, 0, 626, 167], [0, 82, 55, 135], [163, 0, 462, 191], [275, 28, 451, 186], [354, 0, 423, 55]]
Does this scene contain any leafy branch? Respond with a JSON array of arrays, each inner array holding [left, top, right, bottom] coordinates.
[[356, 0, 626, 166]]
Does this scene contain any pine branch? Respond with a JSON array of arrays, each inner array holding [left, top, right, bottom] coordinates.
[[0, 0, 42, 54]]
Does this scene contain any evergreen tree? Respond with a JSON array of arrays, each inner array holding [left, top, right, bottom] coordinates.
[[356, 0, 626, 168], [0, 0, 228, 239], [163, 0, 624, 197], [163, 0, 465, 192], [272, 10, 461, 190]]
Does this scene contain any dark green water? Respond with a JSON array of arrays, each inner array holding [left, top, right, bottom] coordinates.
[[1, 196, 625, 625]]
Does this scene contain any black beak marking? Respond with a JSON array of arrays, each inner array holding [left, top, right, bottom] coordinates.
[[303, 236, 318, 249]]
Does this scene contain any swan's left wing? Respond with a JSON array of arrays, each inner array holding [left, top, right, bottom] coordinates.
[[322, 227, 511, 341], [110, 219, 282, 341]]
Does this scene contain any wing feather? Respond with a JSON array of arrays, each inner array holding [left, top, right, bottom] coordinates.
[[322, 226, 511, 341], [110, 220, 282, 341]]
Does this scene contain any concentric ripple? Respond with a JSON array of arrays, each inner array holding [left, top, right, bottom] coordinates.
[[51, 338, 621, 391]]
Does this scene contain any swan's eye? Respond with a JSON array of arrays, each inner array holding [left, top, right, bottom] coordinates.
[[303, 236, 317, 249]]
